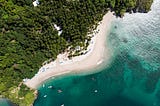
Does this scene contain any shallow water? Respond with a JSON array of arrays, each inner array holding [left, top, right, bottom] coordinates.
[[0, 99, 8, 106], [34, 0, 160, 106], [0, 99, 13, 106]]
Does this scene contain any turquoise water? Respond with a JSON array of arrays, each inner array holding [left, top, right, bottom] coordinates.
[[34, 0, 160, 106], [33, 53, 160, 106], [0, 99, 12, 106]]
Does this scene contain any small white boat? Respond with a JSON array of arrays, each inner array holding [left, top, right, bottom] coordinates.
[[58, 89, 63, 93], [61, 104, 64, 106], [94, 90, 98, 93], [42, 84, 45, 88], [48, 86, 52, 88], [44, 95, 47, 98]]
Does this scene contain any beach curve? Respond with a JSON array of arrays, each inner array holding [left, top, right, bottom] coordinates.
[[24, 11, 115, 89]]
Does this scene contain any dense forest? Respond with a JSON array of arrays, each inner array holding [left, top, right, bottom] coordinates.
[[0, 0, 153, 105]]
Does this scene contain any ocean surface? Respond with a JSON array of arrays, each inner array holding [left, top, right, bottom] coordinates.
[[33, 0, 160, 106]]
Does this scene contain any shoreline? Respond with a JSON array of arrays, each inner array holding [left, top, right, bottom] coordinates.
[[24, 11, 115, 89]]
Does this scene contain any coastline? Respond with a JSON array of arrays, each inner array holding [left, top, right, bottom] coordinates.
[[24, 11, 115, 89]]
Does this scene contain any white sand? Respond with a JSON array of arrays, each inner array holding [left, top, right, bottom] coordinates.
[[24, 11, 115, 89]]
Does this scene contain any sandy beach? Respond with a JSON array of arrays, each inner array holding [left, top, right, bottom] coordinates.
[[24, 11, 115, 89]]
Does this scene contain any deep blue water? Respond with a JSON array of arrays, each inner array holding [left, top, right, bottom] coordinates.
[[33, 0, 160, 106]]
